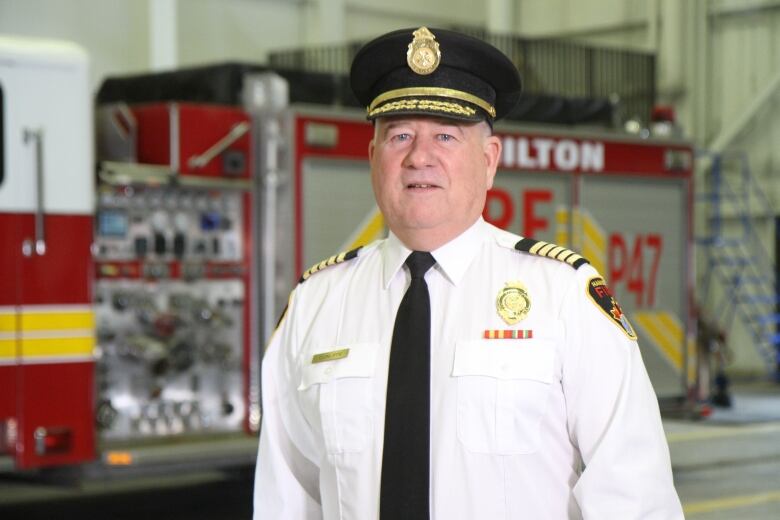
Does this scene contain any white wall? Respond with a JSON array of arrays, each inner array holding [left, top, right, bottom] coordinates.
[[702, 1, 780, 375], [0, 0, 150, 90], [344, 0, 484, 40], [709, 2, 780, 169], [515, 0, 649, 40], [177, 0, 302, 67], [0, 0, 309, 90]]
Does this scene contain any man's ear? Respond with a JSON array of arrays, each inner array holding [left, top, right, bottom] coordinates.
[[483, 135, 501, 190], [368, 138, 375, 162]]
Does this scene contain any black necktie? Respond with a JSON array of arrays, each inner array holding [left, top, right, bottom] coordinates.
[[380, 251, 436, 520]]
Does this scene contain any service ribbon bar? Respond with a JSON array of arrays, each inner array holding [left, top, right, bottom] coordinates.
[[483, 329, 533, 339]]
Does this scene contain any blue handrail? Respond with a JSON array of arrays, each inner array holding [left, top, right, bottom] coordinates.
[[696, 150, 779, 377]]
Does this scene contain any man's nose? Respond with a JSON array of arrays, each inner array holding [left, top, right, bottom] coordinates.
[[402, 136, 435, 169]]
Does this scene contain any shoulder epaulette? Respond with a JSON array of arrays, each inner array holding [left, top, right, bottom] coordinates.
[[514, 238, 590, 269], [299, 246, 363, 283]]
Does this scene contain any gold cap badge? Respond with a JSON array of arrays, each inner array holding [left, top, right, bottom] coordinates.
[[407, 27, 441, 75], [496, 281, 531, 325]]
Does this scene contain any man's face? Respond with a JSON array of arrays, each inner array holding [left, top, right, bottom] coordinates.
[[368, 116, 501, 250]]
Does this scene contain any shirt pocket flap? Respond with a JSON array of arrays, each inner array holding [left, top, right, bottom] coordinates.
[[452, 339, 555, 383], [298, 342, 379, 390]]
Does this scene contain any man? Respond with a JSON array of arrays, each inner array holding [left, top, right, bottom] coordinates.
[[254, 27, 683, 519]]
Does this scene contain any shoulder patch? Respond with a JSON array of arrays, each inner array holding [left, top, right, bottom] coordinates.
[[586, 276, 637, 340], [514, 238, 590, 269], [299, 246, 362, 283]]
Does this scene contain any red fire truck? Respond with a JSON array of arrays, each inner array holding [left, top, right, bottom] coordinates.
[[0, 35, 696, 476], [0, 36, 262, 474]]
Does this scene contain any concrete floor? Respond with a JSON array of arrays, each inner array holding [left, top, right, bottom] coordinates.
[[0, 381, 779, 518], [669, 381, 780, 519]]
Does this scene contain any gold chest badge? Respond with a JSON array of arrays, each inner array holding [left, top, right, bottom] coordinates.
[[496, 281, 531, 325], [407, 27, 441, 75]]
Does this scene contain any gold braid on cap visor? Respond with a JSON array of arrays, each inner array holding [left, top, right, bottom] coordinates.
[[367, 87, 497, 118]]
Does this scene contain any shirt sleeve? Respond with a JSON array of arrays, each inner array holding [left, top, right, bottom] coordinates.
[[561, 265, 684, 519], [253, 288, 323, 519]]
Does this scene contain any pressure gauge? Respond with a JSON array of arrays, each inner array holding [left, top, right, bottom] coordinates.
[[174, 212, 189, 232], [151, 210, 169, 232]]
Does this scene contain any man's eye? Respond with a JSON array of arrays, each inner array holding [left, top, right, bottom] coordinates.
[[391, 133, 411, 142], [437, 133, 455, 142]]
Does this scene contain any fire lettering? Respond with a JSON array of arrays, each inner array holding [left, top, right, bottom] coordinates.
[[593, 284, 611, 299]]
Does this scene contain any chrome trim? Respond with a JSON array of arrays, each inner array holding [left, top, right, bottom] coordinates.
[[23, 128, 46, 255], [187, 121, 250, 169]]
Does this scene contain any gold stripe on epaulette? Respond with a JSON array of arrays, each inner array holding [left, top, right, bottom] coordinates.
[[560, 250, 575, 262], [300, 247, 362, 282], [547, 245, 565, 259], [529, 241, 548, 255], [538, 243, 557, 256], [302, 256, 333, 280], [514, 237, 590, 269]]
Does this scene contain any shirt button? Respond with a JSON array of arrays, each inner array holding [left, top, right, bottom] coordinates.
[[324, 367, 333, 375]]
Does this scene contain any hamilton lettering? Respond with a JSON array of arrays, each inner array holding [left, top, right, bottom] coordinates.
[[500, 136, 605, 172]]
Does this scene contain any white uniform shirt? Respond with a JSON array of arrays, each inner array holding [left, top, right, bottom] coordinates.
[[254, 218, 684, 519]]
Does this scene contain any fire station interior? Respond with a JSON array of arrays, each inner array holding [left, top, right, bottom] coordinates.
[[1, 1, 780, 519]]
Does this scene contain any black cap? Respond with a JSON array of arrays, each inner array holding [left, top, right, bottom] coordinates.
[[350, 27, 522, 123]]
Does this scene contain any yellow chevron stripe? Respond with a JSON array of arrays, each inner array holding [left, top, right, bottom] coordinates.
[[555, 208, 569, 246], [583, 213, 606, 252], [0, 310, 94, 333], [633, 311, 683, 370], [0, 339, 14, 359], [22, 336, 94, 358], [0, 335, 95, 359], [0, 308, 97, 362], [22, 311, 94, 331], [347, 210, 385, 251], [570, 209, 583, 251], [657, 311, 684, 340], [0, 314, 15, 333], [582, 210, 606, 276]]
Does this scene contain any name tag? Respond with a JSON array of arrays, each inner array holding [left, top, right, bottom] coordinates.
[[312, 348, 350, 364]]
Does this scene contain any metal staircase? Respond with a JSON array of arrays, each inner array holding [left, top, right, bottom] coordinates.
[[697, 152, 779, 379]]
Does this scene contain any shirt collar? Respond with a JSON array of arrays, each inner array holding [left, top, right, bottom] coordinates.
[[381, 217, 488, 289]]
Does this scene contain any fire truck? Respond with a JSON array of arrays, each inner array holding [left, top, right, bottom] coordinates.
[[0, 35, 696, 476]]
